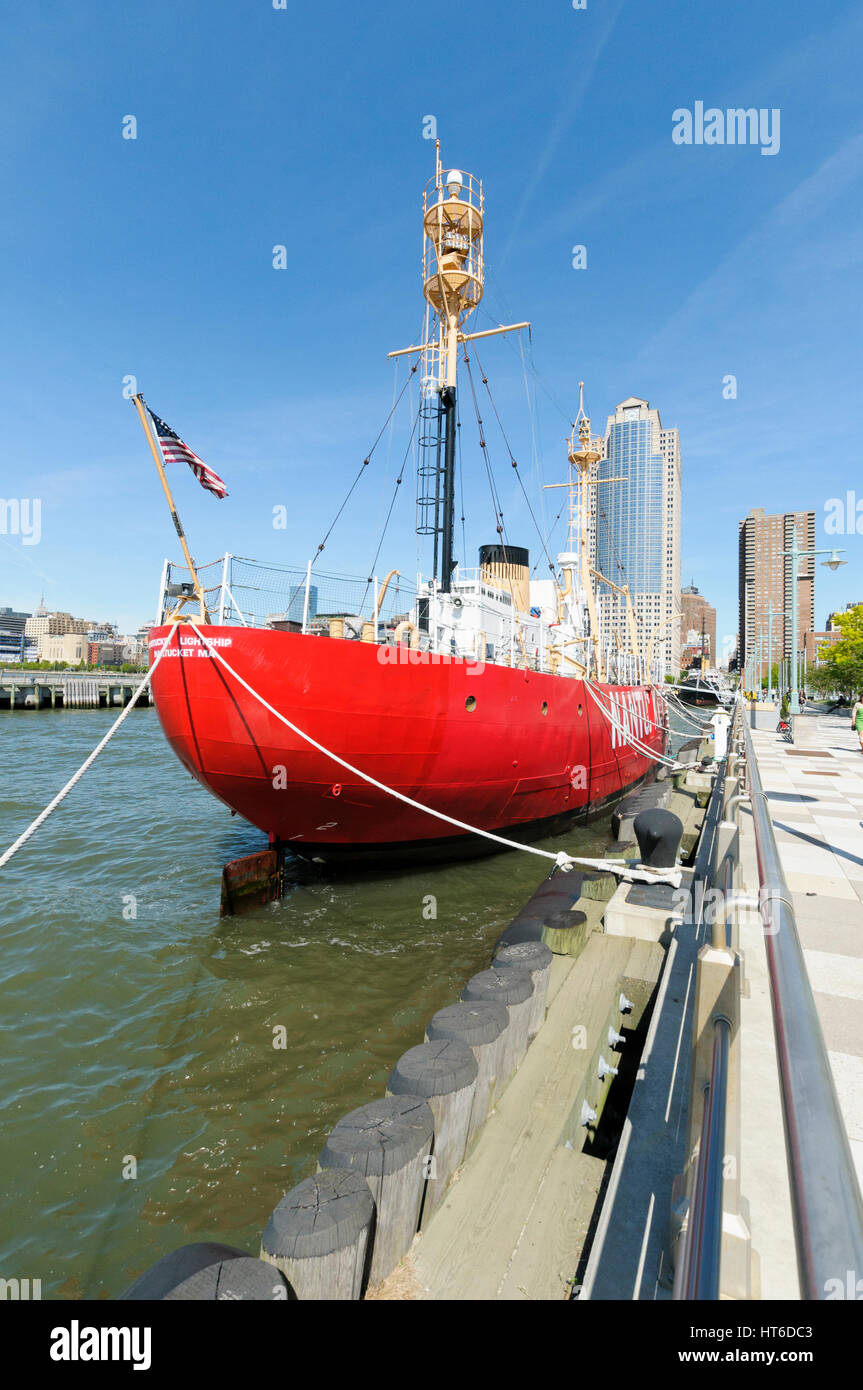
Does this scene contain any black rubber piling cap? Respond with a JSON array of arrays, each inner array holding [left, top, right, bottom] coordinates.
[[633, 808, 684, 869], [461, 965, 533, 1006], [427, 1001, 508, 1046], [118, 1243, 294, 1301], [387, 1039, 478, 1099], [543, 909, 587, 933], [493, 940, 554, 973], [319, 1095, 434, 1177]]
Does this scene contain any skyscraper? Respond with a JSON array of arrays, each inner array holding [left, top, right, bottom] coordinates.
[[680, 583, 717, 668], [737, 507, 815, 680], [595, 396, 682, 676]]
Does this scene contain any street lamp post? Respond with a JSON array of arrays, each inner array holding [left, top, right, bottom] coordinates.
[[765, 604, 784, 703], [780, 537, 846, 715]]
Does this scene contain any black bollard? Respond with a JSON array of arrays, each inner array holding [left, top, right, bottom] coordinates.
[[633, 807, 684, 868]]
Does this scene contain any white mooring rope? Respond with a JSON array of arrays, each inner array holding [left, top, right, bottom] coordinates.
[[653, 682, 715, 732], [0, 622, 181, 872], [184, 622, 681, 884], [582, 679, 685, 770]]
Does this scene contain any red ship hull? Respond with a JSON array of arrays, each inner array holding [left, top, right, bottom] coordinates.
[[149, 626, 666, 861]]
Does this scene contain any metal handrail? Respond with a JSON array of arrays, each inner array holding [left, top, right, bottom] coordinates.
[[743, 718, 863, 1298], [674, 1018, 731, 1300], [672, 702, 738, 1298]]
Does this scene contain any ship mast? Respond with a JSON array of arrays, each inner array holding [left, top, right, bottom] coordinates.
[[545, 383, 642, 682], [544, 383, 607, 679], [565, 382, 603, 653], [389, 142, 529, 592]]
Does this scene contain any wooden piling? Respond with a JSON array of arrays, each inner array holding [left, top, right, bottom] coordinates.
[[542, 907, 588, 956], [461, 966, 534, 1087], [387, 1039, 478, 1224], [318, 1095, 434, 1287], [426, 1000, 508, 1148], [260, 1168, 375, 1300], [493, 940, 553, 1037]]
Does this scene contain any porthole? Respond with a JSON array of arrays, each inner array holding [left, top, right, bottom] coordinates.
[[541, 701, 548, 716], [577, 703, 583, 716], [465, 695, 477, 712]]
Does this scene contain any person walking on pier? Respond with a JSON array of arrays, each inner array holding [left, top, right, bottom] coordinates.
[[852, 694, 863, 752]]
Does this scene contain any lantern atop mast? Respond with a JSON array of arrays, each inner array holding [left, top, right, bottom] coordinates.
[[422, 141, 485, 390], [388, 142, 528, 591]]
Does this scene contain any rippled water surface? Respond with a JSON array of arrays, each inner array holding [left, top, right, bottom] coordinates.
[[2, 706, 647, 1298]]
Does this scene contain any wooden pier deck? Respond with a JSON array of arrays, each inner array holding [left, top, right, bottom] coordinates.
[[0, 671, 149, 709]]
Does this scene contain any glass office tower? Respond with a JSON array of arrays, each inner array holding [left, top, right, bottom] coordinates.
[[595, 397, 682, 677]]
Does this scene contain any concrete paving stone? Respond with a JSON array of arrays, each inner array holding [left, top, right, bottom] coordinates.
[[819, 834, 863, 861], [776, 844, 845, 876], [786, 873, 860, 900], [803, 949, 863, 1003], [774, 821, 827, 839], [793, 893, 863, 957], [813, 995, 863, 1060], [778, 799, 828, 811], [787, 778, 847, 790]]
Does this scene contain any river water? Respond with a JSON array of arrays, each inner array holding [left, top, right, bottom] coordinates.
[[0, 703, 696, 1299]]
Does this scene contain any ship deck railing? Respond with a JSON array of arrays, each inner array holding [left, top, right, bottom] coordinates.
[[157, 554, 666, 685]]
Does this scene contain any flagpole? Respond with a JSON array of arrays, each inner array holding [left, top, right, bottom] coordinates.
[[132, 394, 210, 621]]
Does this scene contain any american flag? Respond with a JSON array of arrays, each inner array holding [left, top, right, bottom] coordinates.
[[147, 406, 228, 499]]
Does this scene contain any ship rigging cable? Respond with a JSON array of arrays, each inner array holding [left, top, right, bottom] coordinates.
[[461, 348, 508, 551], [361, 402, 421, 609], [314, 360, 419, 563], [0, 622, 181, 872], [174, 622, 684, 882], [472, 343, 561, 583], [266, 358, 423, 624]]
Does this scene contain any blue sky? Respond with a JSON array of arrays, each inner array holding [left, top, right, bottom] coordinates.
[[1, 0, 861, 648]]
